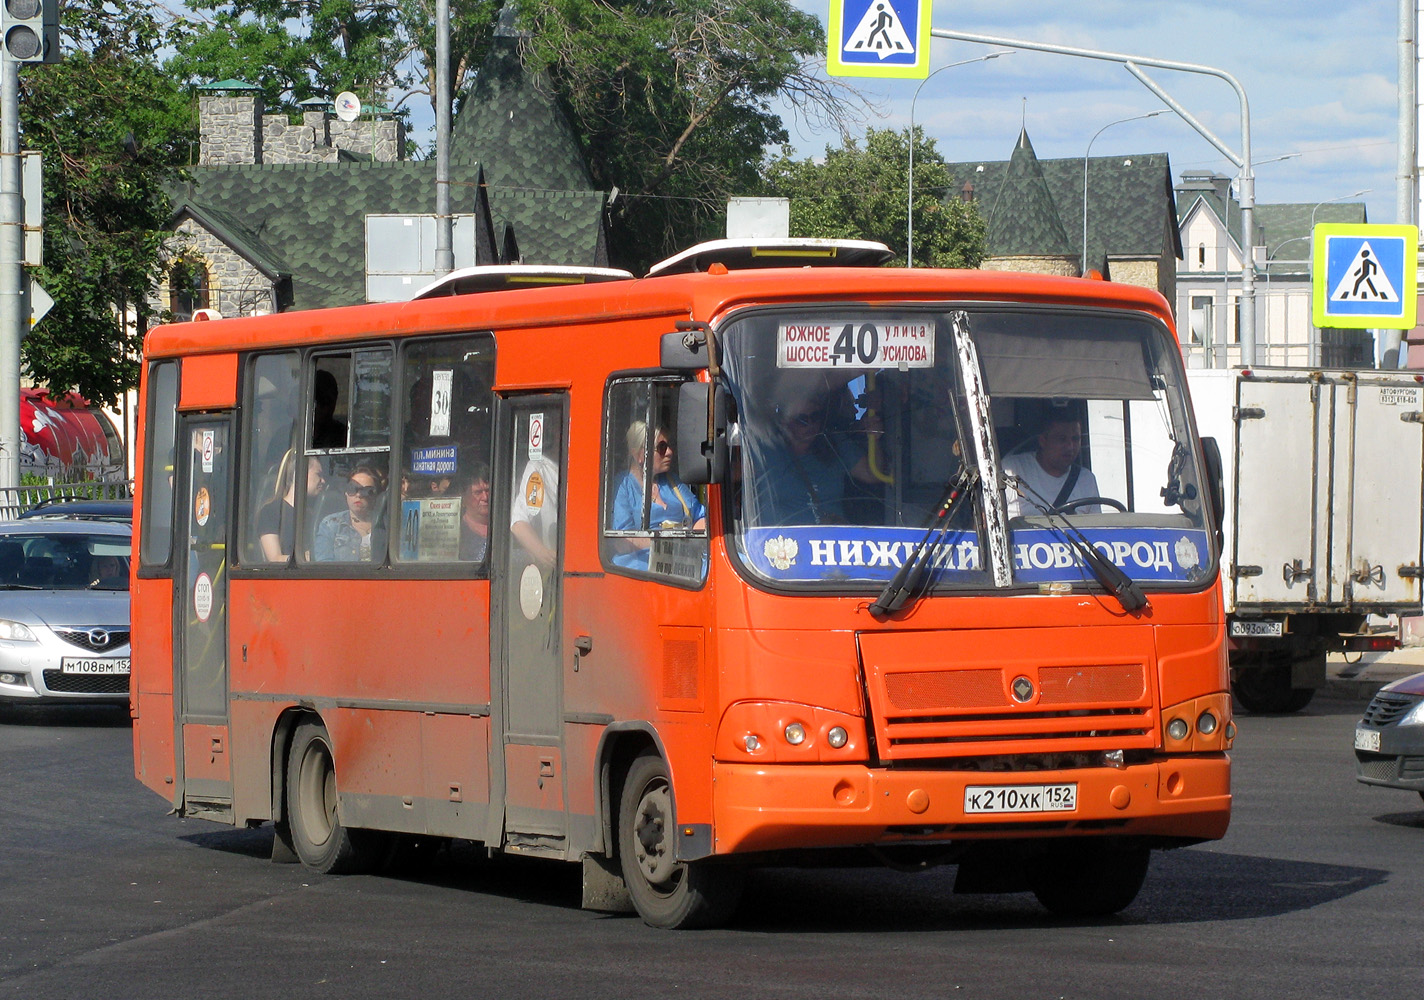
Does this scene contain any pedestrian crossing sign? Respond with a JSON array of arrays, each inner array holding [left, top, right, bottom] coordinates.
[[1312, 223, 1418, 329], [827, 0, 932, 79]]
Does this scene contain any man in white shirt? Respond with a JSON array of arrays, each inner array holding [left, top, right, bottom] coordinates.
[[1002, 416, 1101, 516]]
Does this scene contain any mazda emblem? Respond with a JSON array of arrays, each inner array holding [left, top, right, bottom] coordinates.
[[88, 629, 110, 648]]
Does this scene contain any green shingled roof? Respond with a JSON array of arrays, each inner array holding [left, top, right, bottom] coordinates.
[[450, 19, 593, 191], [946, 131, 1179, 272]]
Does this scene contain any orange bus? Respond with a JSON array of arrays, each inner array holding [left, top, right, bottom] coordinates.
[[131, 240, 1232, 928]]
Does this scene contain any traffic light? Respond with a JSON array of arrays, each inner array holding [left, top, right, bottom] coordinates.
[[2, 0, 58, 64]]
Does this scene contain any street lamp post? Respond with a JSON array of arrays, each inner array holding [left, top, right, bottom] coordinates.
[[1081, 110, 1166, 276], [906, 50, 1011, 268]]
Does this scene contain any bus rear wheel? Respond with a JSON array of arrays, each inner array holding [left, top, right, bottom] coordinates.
[[1029, 841, 1150, 918], [617, 752, 743, 929], [286, 721, 378, 874]]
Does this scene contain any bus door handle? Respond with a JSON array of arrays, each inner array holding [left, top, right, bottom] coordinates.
[[573, 634, 593, 672]]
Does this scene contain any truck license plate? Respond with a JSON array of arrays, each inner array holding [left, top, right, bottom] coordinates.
[[60, 658, 130, 675], [1354, 728, 1382, 752], [1230, 619, 1284, 637], [964, 783, 1077, 814]]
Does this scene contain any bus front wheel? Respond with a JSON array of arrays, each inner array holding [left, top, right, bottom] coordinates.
[[617, 752, 743, 929], [1029, 841, 1150, 917], [286, 721, 378, 874]]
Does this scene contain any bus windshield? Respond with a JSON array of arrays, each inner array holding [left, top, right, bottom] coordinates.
[[721, 305, 1214, 594]]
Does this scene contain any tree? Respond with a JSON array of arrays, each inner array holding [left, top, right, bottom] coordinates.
[[169, 0, 504, 123], [520, 0, 869, 271], [19, 0, 196, 407], [761, 127, 987, 270]]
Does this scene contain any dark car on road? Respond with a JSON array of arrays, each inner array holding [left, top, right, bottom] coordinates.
[[1354, 672, 1424, 801], [18, 498, 133, 523]]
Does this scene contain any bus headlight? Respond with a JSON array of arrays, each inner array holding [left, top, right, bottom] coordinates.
[[827, 726, 848, 749], [1166, 717, 1190, 741], [1197, 711, 1218, 736], [784, 723, 806, 746]]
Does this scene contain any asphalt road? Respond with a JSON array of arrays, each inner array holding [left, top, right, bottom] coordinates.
[[2, 695, 1421, 1000]]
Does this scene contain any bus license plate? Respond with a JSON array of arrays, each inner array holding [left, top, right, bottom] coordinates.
[[61, 658, 130, 675], [964, 783, 1077, 814], [1354, 728, 1382, 752], [1230, 619, 1283, 637]]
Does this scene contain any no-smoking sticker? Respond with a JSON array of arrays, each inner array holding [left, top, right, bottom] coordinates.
[[528, 412, 545, 461]]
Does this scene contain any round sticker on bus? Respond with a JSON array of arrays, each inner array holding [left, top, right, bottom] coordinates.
[[194, 487, 211, 527], [193, 572, 214, 623], [777, 317, 934, 369], [519, 564, 543, 620]]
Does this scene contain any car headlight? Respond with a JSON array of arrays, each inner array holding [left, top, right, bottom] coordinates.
[[1401, 699, 1424, 727], [0, 618, 37, 641]]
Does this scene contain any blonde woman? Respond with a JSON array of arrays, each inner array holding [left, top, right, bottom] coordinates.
[[611, 421, 705, 569]]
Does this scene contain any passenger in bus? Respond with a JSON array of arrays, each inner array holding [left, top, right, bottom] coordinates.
[[314, 464, 385, 561], [1002, 413, 1101, 516], [611, 421, 705, 569], [258, 449, 328, 561], [511, 431, 559, 572], [751, 390, 880, 525], [459, 465, 492, 562], [311, 370, 348, 449]]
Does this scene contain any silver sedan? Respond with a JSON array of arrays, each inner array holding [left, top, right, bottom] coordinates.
[[0, 520, 131, 705]]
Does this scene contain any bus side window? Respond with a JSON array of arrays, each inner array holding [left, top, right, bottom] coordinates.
[[140, 361, 179, 568], [303, 349, 393, 566], [395, 334, 495, 567], [241, 352, 300, 565], [601, 377, 708, 585]]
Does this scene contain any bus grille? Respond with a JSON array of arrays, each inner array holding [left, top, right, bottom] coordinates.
[[859, 628, 1159, 763]]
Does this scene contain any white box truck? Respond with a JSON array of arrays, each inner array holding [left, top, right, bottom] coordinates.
[[1186, 367, 1424, 712]]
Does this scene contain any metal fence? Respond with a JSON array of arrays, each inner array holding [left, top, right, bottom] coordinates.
[[0, 481, 134, 522]]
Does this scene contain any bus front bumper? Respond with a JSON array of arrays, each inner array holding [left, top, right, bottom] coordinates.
[[709, 756, 1230, 856]]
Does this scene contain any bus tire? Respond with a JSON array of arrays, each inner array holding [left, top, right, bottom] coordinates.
[[617, 751, 743, 929], [1029, 841, 1150, 918], [285, 721, 377, 875]]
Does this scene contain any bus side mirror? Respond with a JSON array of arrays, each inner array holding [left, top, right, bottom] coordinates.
[[676, 382, 729, 485], [1200, 435, 1225, 546], [661, 323, 712, 371]]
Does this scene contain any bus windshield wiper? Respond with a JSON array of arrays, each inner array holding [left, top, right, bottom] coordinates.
[[869, 467, 978, 617], [1005, 475, 1149, 613]]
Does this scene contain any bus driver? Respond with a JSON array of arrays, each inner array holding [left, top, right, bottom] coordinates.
[[1002, 413, 1101, 517]]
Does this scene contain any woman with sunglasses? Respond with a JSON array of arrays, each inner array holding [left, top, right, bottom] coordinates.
[[610, 421, 705, 569], [314, 463, 386, 562], [750, 387, 879, 526]]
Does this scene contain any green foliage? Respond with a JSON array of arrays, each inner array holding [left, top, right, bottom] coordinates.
[[520, 0, 857, 272], [762, 127, 987, 270], [19, 1, 196, 407]]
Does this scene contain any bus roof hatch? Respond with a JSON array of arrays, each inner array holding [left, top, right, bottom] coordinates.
[[410, 264, 636, 300], [645, 238, 894, 278]]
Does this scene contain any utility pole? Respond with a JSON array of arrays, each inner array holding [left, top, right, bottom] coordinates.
[[433, 0, 452, 276], [1, 0, 59, 488]]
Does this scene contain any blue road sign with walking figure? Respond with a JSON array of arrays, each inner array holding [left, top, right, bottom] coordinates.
[[1312, 223, 1418, 330], [827, 0, 931, 79]]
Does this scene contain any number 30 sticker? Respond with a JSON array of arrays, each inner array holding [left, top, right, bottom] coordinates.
[[777, 317, 934, 369]]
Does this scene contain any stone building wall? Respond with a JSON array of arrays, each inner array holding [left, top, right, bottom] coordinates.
[[980, 255, 1079, 278], [198, 95, 261, 165], [198, 90, 404, 165], [154, 219, 274, 319]]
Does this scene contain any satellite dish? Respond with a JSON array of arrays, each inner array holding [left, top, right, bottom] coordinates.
[[334, 92, 361, 122]]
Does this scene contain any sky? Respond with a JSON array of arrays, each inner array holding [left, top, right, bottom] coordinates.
[[778, 0, 1408, 225]]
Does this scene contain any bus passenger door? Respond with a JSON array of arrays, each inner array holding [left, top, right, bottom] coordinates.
[[174, 417, 233, 820], [495, 396, 568, 850]]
